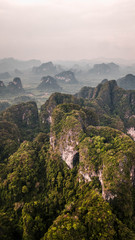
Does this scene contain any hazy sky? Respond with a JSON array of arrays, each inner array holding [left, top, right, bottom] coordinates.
[[0, 0, 135, 61]]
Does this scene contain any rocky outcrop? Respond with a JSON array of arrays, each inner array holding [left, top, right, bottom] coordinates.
[[37, 76, 62, 92], [0, 77, 24, 95], [48, 99, 135, 205], [117, 74, 135, 90], [78, 126, 135, 202], [39, 92, 84, 132], [75, 80, 135, 133], [50, 107, 84, 168], [55, 71, 78, 84], [75, 86, 95, 99], [127, 127, 135, 141], [32, 62, 57, 75]]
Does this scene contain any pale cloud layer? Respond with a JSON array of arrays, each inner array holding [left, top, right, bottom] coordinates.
[[0, 0, 135, 61]]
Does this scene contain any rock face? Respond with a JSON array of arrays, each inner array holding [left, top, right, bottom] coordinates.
[[78, 126, 135, 201], [7, 77, 24, 94], [42, 88, 135, 206], [50, 106, 84, 168], [0, 77, 24, 95], [32, 62, 57, 75], [55, 71, 78, 84], [37, 76, 62, 92], [75, 86, 95, 99], [39, 92, 84, 132], [48, 96, 135, 214], [75, 80, 135, 134], [117, 74, 135, 90], [1, 83, 135, 239], [49, 102, 99, 169]]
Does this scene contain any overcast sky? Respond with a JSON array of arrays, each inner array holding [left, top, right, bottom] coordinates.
[[0, 0, 135, 61]]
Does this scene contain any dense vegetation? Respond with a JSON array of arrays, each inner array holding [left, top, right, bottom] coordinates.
[[1, 81, 135, 239]]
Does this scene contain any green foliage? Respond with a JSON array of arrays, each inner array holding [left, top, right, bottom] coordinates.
[[43, 213, 87, 240], [1, 88, 135, 240], [0, 121, 20, 162], [43, 187, 135, 240], [79, 126, 135, 226], [0, 101, 39, 141], [0, 211, 21, 240], [39, 92, 85, 132], [0, 140, 46, 205]]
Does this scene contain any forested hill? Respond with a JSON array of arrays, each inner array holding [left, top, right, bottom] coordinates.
[[1, 81, 135, 239]]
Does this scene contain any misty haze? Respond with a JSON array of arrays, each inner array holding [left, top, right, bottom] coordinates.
[[1, 0, 135, 240]]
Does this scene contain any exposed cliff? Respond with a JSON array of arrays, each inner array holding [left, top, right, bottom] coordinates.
[[55, 70, 78, 84], [37, 76, 62, 92], [0, 77, 24, 95], [1, 83, 135, 239], [75, 80, 135, 136], [32, 62, 57, 75], [39, 92, 85, 132]]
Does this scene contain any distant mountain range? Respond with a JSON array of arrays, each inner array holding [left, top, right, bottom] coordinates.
[[0, 58, 41, 72], [89, 62, 120, 76]]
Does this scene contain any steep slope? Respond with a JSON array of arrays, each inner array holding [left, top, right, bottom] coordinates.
[[37, 76, 62, 92], [49, 102, 135, 225], [40, 92, 85, 132], [1, 126, 135, 239], [50, 103, 98, 168], [0, 121, 20, 162], [117, 74, 135, 90], [75, 80, 135, 136], [0, 101, 39, 141], [89, 62, 120, 78], [0, 77, 24, 95], [55, 71, 78, 84], [32, 62, 57, 75], [7, 77, 24, 94], [1, 85, 135, 239]]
